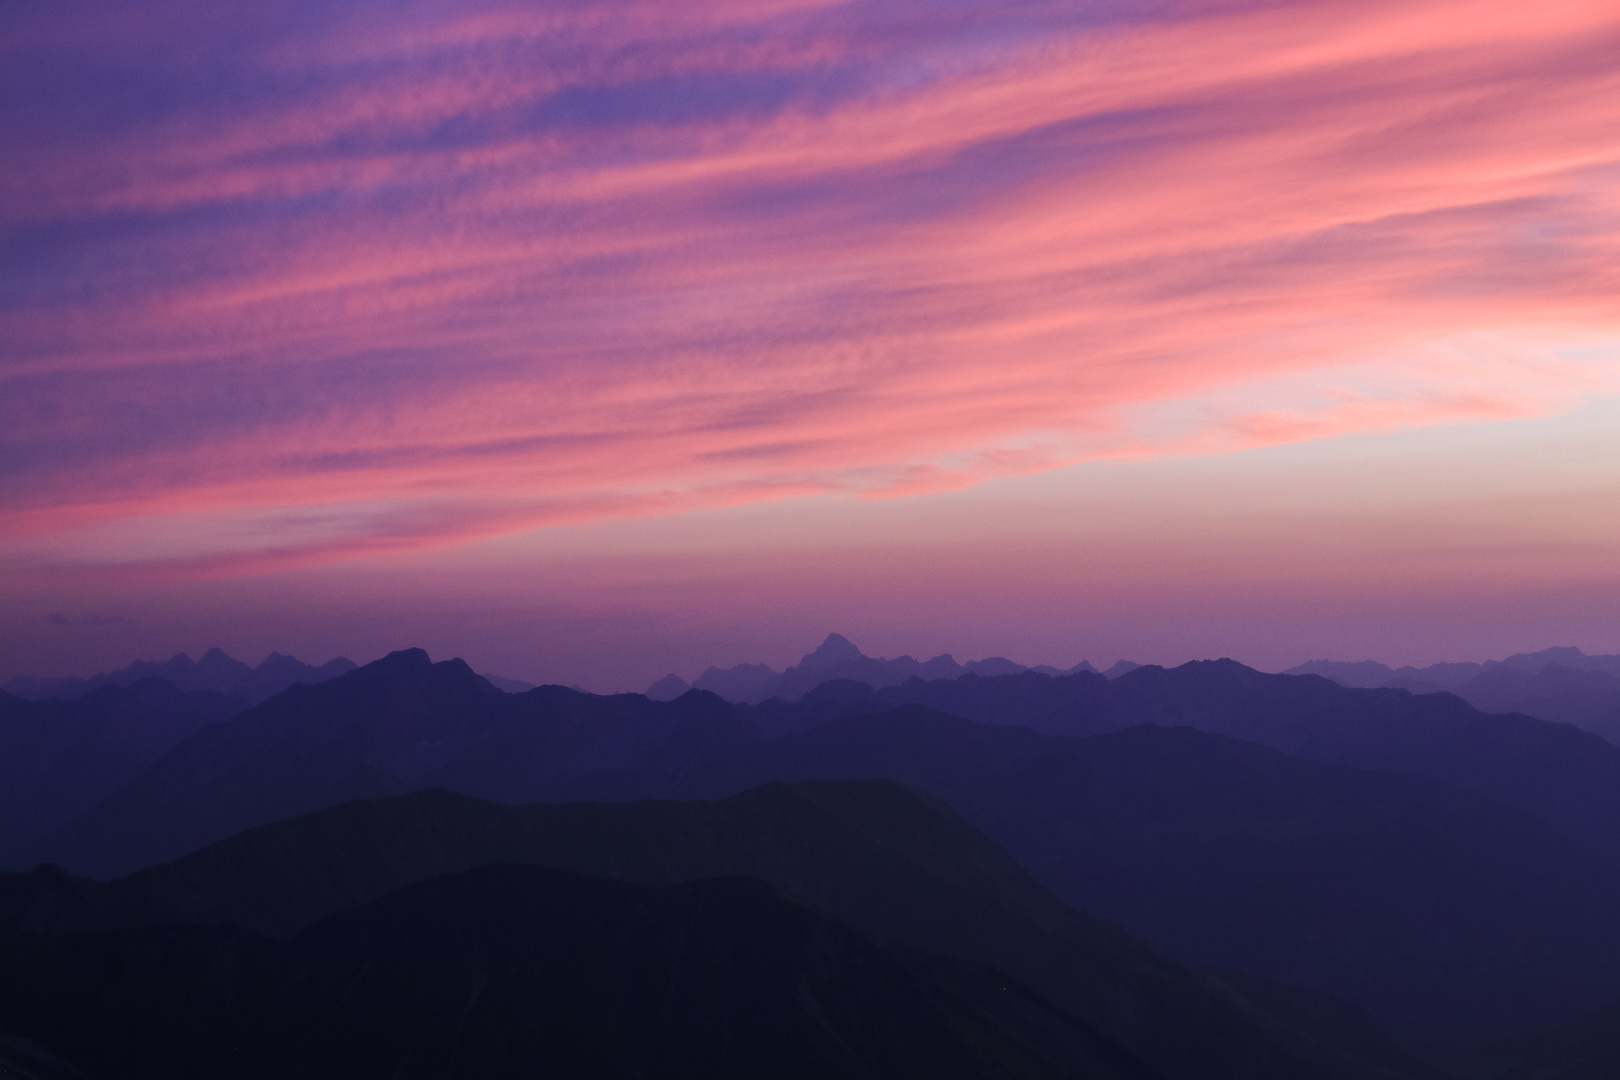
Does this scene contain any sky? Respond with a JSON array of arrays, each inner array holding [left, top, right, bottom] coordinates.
[[3, 0, 1618, 690]]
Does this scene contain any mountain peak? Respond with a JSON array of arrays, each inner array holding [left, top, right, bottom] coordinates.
[[371, 648, 433, 672], [800, 633, 865, 672]]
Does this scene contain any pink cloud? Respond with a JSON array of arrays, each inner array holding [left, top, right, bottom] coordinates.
[[2, 0, 1617, 579]]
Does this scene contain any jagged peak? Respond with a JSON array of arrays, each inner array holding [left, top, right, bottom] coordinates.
[[799, 633, 866, 672]]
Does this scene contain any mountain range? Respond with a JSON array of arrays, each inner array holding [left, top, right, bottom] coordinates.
[[2, 647, 540, 704], [9, 635, 1620, 1076], [2, 858, 1157, 1080], [1286, 647, 1620, 743], [647, 632, 1117, 703], [2, 649, 359, 705], [2, 779, 1419, 1080]]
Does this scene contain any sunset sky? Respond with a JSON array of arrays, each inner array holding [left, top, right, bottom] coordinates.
[[3, 0, 1618, 689]]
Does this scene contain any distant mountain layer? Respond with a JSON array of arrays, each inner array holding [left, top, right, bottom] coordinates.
[[0, 861, 1157, 1080], [4, 649, 357, 705], [0, 680, 245, 870], [647, 633, 1106, 702], [1286, 648, 1620, 742]]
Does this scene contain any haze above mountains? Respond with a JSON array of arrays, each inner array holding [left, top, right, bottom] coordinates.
[[7, 634, 1620, 1077]]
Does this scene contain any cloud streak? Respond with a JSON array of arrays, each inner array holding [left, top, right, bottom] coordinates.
[[2, 0, 1617, 578]]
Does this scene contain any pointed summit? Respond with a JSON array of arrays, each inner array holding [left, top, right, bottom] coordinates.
[[799, 633, 865, 673]]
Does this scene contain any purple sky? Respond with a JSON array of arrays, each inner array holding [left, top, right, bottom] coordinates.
[[3, 0, 1618, 689]]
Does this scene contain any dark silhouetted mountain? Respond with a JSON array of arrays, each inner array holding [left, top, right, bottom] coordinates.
[[1485, 990, 1620, 1080], [38, 647, 1620, 1061], [0, 1032, 88, 1080], [1102, 661, 1141, 678], [31, 649, 503, 876], [0, 781, 1428, 1080], [35, 652, 754, 877], [1447, 664, 1620, 742], [1285, 649, 1620, 737], [0, 862, 1159, 1080], [820, 661, 1620, 868], [4, 649, 356, 705], [0, 680, 246, 871], [646, 672, 693, 700], [1208, 970, 1443, 1080], [698, 711, 1620, 1056]]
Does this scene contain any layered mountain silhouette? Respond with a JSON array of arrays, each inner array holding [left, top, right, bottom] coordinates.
[[647, 633, 1100, 702], [26, 646, 1620, 1064], [1485, 989, 1620, 1080], [802, 661, 1620, 866], [3, 648, 357, 705], [0, 780, 1429, 1080], [0, 861, 1158, 1080], [1286, 648, 1620, 742], [704, 711, 1620, 1054], [23, 641, 1620, 1072], [0, 680, 246, 870], [33, 649, 765, 876]]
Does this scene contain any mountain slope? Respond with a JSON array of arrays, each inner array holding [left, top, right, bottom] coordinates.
[[824, 661, 1620, 865], [0, 863, 1151, 1080], [37, 650, 759, 878], [1284, 649, 1620, 739], [1, 780, 1420, 1080], [701, 712, 1620, 1055], [0, 680, 245, 871]]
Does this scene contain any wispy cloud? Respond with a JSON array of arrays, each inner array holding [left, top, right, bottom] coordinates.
[[2, 0, 1617, 577]]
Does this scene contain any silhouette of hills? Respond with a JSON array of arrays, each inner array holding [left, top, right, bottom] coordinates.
[[703, 711, 1620, 1055], [1285, 648, 1620, 742], [0, 860, 1162, 1079], [805, 661, 1620, 867], [647, 634, 1101, 703], [3, 649, 357, 705], [0, 680, 245, 871], [1, 780, 1430, 1080], [29, 646, 1620, 1063], [1486, 989, 1620, 1080], [32, 650, 767, 877]]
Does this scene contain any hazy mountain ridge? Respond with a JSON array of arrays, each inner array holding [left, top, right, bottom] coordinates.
[[647, 633, 1103, 702], [0, 681, 246, 871], [802, 661, 1620, 868], [1286, 648, 1620, 742], [3, 647, 543, 703], [17, 640, 1620, 1073], [3, 649, 357, 706]]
